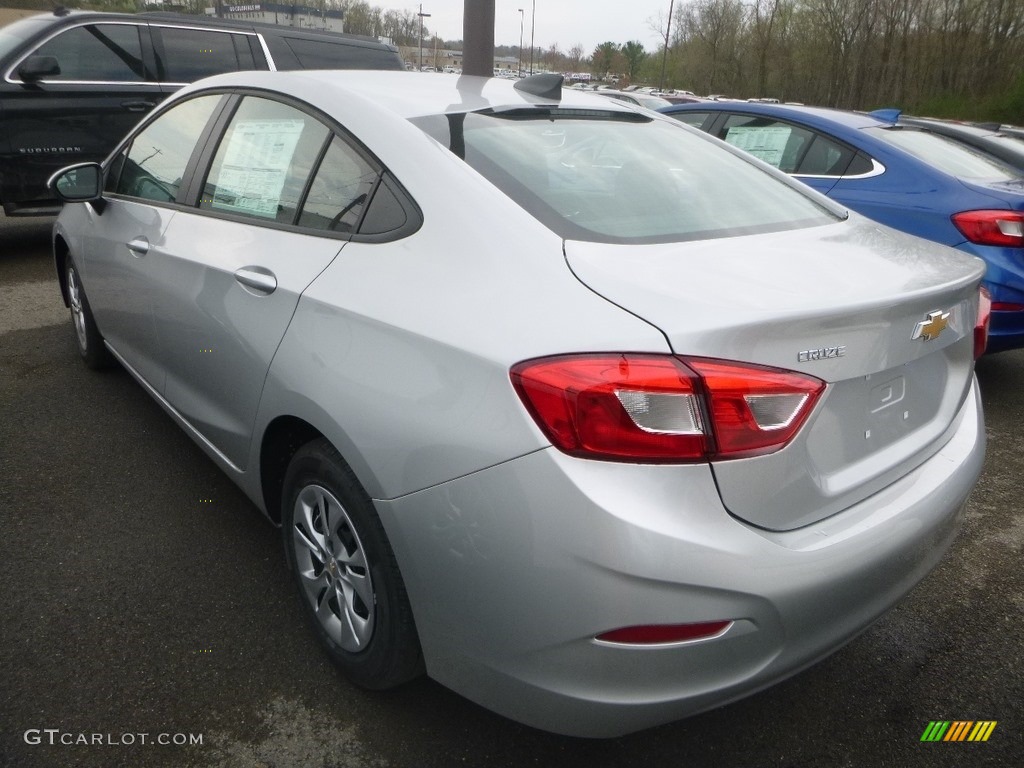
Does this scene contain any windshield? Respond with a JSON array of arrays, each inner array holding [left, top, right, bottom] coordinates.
[[412, 108, 838, 244], [869, 126, 1024, 181], [0, 16, 49, 63]]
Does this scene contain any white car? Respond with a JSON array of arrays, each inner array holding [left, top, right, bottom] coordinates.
[[50, 71, 987, 737]]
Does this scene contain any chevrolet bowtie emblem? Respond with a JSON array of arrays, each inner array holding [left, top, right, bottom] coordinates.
[[912, 310, 950, 342]]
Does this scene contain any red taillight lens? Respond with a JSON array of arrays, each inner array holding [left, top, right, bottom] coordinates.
[[510, 354, 824, 463], [975, 286, 991, 360], [596, 621, 732, 645], [952, 210, 1024, 247], [684, 357, 826, 458]]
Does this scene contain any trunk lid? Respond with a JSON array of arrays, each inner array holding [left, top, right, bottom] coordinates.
[[565, 217, 985, 530]]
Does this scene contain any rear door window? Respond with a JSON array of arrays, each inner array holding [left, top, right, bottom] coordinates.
[[200, 96, 331, 224], [153, 26, 256, 82], [718, 114, 815, 173]]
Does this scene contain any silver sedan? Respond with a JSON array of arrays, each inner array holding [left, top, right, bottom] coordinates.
[[50, 70, 987, 737]]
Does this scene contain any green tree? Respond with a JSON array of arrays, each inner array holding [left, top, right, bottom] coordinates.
[[591, 41, 620, 77], [621, 40, 647, 81]]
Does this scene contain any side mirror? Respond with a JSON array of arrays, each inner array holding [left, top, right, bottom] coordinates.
[[48, 163, 105, 212], [17, 55, 60, 82]]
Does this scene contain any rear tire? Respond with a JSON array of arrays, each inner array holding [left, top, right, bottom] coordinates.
[[64, 258, 112, 370], [282, 438, 423, 689]]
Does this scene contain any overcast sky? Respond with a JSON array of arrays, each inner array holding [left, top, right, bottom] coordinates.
[[368, 1, 673, 54]]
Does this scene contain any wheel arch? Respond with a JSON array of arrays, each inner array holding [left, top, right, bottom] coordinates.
[[53, 233, 71, 307], [259, 415, 326, 525]]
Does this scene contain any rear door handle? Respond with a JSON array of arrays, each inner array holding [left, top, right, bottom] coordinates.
[[121, 100, 156, 113], [234, 266, 277, 295], [126, 237, 149, 257]]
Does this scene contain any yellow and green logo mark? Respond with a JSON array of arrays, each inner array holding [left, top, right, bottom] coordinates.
[[921, 721, 997, 742]]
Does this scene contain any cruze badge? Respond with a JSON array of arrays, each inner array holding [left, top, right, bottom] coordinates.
[[798, 345, 846, 363], [912, 310, 950, 342]]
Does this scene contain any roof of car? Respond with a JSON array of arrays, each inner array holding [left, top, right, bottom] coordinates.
[[14, 9, 391, 47], [659, 100, 889, 130], [180, 70, 641, 120]]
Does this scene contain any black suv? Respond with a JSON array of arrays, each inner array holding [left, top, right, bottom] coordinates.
[[0, 10, 403, 215]]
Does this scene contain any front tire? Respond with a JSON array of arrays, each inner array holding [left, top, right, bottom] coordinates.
[[64, 258, 112, 370], [282, 438, 423, 689]]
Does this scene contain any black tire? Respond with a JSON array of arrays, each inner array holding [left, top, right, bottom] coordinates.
[[64, 258, 113, 370], [282, 438, 423, 689]]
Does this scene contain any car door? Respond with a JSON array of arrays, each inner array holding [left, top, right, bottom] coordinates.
[[84, 93, 226, 390], [1, 21, 161, 209], [149, 94, 376, 470]]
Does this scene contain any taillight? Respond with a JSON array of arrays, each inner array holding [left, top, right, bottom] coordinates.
[[975, 286, 991, 360], [510, 354, 825, 463], [952, 210, 1024, 247]]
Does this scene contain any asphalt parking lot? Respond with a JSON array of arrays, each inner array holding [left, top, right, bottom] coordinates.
[[1, 213, 1021, 768]]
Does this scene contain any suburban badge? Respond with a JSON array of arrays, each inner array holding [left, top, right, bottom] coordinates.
[[912, 310, 951, 342]]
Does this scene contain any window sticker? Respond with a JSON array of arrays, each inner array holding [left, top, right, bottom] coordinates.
[[724, 126, 792, 168], [210, 119, 305, 218]]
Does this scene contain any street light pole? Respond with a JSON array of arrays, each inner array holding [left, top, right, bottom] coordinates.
[[518, 8, 524, 76], [418, 4, 431, 71], [529, 0, 535, 74]]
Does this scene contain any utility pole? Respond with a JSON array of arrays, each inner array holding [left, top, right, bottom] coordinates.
[[463, 0, 495, 76], [418, 5, 431, 71], [659, 0, 674, 92]]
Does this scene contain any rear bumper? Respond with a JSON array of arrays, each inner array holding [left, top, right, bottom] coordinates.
[[375, 377, 985, 737]]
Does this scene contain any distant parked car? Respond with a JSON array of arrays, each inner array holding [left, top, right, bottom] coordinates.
[[0, 9, 403, 215], [594, 89, 672, 110], [660, 100, 1024, 353], [894, 114, 1024, 170]]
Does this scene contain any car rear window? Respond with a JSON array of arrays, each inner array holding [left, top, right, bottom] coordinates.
[[282, 36, 403, 70], [869, 127, 1024, 181], [412, 108, 839, 244]]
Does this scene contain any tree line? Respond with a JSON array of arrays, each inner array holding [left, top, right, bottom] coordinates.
[[647, 0, 1023, 120]]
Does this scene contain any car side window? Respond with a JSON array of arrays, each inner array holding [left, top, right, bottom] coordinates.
[[666, 111, 711, 129], [297, 135, 379, 232], [200, 96, 330, 224], [795, 134, 856, 176], [154, 27, 254, 82], [282, 36, 397, 69], [30, 23, 145, 82], [112, 95, 222, 203], [718, 115, 815, 173]]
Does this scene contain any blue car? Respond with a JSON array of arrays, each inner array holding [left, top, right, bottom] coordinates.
[[660, 101, 1024, 352]]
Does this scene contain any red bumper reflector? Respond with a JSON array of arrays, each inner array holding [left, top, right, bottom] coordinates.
[[991, 301, 1024, 312], [975, 286, 991, 360], [596, 621, 732, 645]]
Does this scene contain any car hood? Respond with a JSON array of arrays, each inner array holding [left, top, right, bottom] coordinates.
[[565, 215, 986, 530]]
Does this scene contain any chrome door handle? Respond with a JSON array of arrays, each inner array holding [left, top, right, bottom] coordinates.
[[234, 267, 277, 295], [126, 237, 149, 256]]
